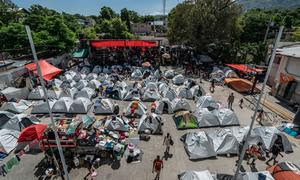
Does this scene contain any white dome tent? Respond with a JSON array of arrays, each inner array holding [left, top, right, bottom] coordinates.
[[158, 82, 168, 93], [217, 108, 240, 126], [142, 89, 161, 102], [31, 100, 56, 114], [196, 95, 219, 109], [75, 87, 95, 100], [94, 98, 118, 115], [47, 88, 63, 100], [162, 88, 177, 101], [0, 100, 32, 114], [52, 97, 74, 113], [164, 70, 175, 79], [131, 69, 143, 80], [69, 97, 92, 114], [51, 79, 63, 88], [124, 101, 147, 118], [172, 74, 185, 85], [105, 116, 129, 132], [123, 89, 140, 101], [176, 86, 193, 99], [28, 86, 45, 100], [59, 87, 78, 99], [154, 98, 173, 114], [85, 73, 98, 81], [190, 85, 204, 98], [74, 79, 88, 90], [87, 79, 101, 90], [92, 65, 102, 74], [172, 98, 191, 112], [137, 114, 163, 135]]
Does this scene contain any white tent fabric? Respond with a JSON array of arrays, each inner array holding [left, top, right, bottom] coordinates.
[[92, 65, 102, 74], [87, 79, 101, 89], [162, 88, 177, 101], [2, 114, 39, 131], [172, 74, 185, 85], [85, 73, 98, 81], [137, 114, 162, 134], [105, 117, 128, 132], [218, 108, 240, 126], [154, 98, 173, 114], [31, 100, 56, 114], [176, 86, 193, 99], [164, 70, 175, 79], [80, 67, 91, 74], [1, 87, 29, 101], [51, 78, 63, 87], [252, 126, 293, 153], [61, 71, 76, 81], [142, 89, 161, 102], [123, 89, 140, 101], [178, 170, 215, 180], [237, 171, 274, 180], [47, 88, 63, 100], [52, 97, 74, 113], [28, 86, 45, 100], [75, 87, 95, 100], [158, 83, 168, 93], [225, 70, 239, 78], [112, 88, 127, 100], [69, 97, 92, 114], [194, 108, 220, 128], [206, 128, 239, 155], [74, 80, 88, 90], [0, 100, 32, 114], [102, 67, 110, 74], [172, 98, 191, 112], [94, 98, 116, 115], [145, 82, 157, 90], [0, 129, 20, 154], [231, 126, 250, 143], [73, 73, 86, 82], [190, 85, 204, 98], [124, 101, 147, 118], [183, 131, 217, 160], [97, 74, 109, 82], [60, 87, 78, 99], [196, 95, 219, 109]]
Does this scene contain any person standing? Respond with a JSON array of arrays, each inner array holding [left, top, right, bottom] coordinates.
[[266, 140, 283, 166], [152, 155, 163, 180], [210, 79, 215, 93], [227, 93, 235, 110], [239, 98, 244, 109], [163, 133, 172, 155]]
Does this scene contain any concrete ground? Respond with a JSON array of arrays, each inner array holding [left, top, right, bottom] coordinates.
[[2, 66, 300, 180]]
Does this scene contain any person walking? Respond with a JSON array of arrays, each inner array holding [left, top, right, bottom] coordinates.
[[152, 155, 163, 180], [163, 133, 173, 155], [210, 79, 215, 93], [239, 98, 244, 109], [227, 93, 235, 110], [266, 140, 283, 166], [247, 142, 264, 166]]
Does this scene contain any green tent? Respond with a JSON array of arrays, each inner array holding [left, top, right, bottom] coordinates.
[[173, 111, 198, 129], [72, 49, 88, 58]]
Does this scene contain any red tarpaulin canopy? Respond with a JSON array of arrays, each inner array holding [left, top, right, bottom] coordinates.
[[226, 64, 264, 74], [25, 60, 62, 81], [18, 124, 47, 142], [90, 40, 157, 48]]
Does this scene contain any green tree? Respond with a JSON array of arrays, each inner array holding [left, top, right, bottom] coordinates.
[[99, 6, 116, 20], [120, 8, 131, 30], [79, 27, 97, 39], [293, 27, 300, 41]]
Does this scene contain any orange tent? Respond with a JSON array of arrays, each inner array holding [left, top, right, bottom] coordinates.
[[25, 60, 62, 81], [225, 78, 260, 93], [267, 162, 300, 180], [18, 124, 47, 142]]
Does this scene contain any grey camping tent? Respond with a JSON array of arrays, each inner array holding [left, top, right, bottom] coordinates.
[[176, 86, 193, 99], [60, 87, 78, 99], [52, 97, 74, 113], [190, 85, 204, 98], [27, 86, 45, 100], [142, 89, 161, 102], [87, 79, 101, 90], [196, 95, 219, 109], [47, 88, 63, 100], [0, 129, 20, 154], [75, 87, 95, 100], [217, 108, 240, 126], [137, 113, 163, 134], [178, 170, 215, 180], [172, 98, 191, 112], [0, 100, 32, 114], [123, 89, 140, 101], [164, 70, 175, 79], [94, 98, 117, 115], [31, 100, 56, 114], [1, 87, 29, 101], [182, 131, 217, 160], [124, 101, 147, 118], [237, 171, 274, 180], [154, 98, 173, 114], [131, 69, 143, 79], [74, 79, 88, 90], [69, 97, 92, 114], [172, 74, 185, 85], [105, 116, 129, 132], [162, 88, 177, 101], [0, 113, 39, 132]]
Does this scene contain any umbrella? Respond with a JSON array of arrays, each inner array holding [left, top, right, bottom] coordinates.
[[18, 124, 47, 142], [162, 53, 171, 59], [142, 62, 151, 67]]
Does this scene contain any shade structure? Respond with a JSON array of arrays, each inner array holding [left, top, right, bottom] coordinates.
[[18, 124, 47, 142], [225, 78, 260, 93], [25, 60, 62, 81], [267, 162, 300, 180], [90, 40, 157, 48], [226, 64, 263, 74]]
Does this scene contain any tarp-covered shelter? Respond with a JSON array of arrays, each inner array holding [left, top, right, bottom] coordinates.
[[182, 131, 217, 160], [154, 98, 173, 114], [25, 60, 62, 81], [138, 114, 163, 134], [31, 100, 56, 114], [124, 101, 147, 118], [173, 111, 198, 129], [0, 100, 32, 114], [0, 129, 20, 154], [267, 162, 300, 180], [225, 78, 260, 93], [52, 97, 74, 113], [225, 70, 239, 78], [178, 170, 215, 180], [69, 97, 92, 114], [226, 64, 263, 74], [28, 86, 45, 100], [94, 98, 117, 115], [1, 114, 39, 132], [172, 98, 191, 112], [1, 87, 29, 101], [75, 87, 95, 99], [206, 128, 239, 155], [172, 74, 185, 85], [142, 89, 161, 102], [176, 86, 193, 99]]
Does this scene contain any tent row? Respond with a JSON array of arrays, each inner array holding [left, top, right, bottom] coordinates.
[[31, 97, 93, 114], [181, 126, 293, 160]]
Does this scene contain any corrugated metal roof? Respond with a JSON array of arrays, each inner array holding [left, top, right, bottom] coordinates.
[[277, 46, 300, 58]]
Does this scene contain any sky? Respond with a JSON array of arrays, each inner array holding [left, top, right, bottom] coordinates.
[[12, 0, 181, 16]]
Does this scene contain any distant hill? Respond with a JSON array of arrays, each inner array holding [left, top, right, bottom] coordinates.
[[239, 0, 300, 10]]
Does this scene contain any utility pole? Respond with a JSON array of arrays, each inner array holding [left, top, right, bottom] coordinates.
[[263, 18, 274, 44], [25, 25, 70, 180], [234, 26, 284, 179]]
